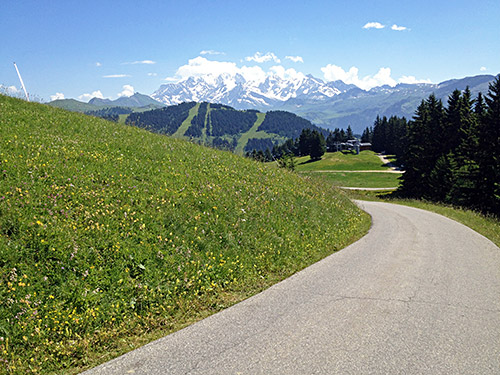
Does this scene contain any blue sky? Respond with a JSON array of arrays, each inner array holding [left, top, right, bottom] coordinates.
[[1, 0, 499, 102]]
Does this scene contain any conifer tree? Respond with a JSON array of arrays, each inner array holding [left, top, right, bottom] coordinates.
[[400, 95, 444, 199], [309, 130, 326, 160], [478, 76, 500, 214]]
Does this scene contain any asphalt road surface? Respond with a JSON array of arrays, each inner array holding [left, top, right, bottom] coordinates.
[[83, 201, 500, 374]]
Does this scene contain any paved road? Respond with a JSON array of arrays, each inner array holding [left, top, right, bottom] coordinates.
[[83, 201, 500, 375]]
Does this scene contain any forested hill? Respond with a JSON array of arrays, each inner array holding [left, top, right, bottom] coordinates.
[[125, 102, 327, 154]]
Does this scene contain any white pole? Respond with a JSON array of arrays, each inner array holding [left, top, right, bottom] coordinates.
[[13, 62, 30, 101]]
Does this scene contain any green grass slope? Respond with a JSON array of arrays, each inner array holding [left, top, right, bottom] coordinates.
[[302, 172, 401, 189], [0, 95, 369, 374], [295, 151, 389, 171], [295, 151, 402, 189]]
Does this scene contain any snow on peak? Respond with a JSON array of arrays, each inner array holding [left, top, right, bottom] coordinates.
[[152, 72, 348, 107]]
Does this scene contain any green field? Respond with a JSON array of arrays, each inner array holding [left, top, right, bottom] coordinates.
[[295, 151, 390, 171], [295, 151, 402, 189], [0, 95, 370, 374], [302, 171, 401, 189]]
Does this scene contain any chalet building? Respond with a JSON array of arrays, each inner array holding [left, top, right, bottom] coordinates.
[[331, 139, 371, 154]]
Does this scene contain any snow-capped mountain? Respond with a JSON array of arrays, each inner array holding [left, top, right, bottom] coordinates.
[[151, 73, 497, 132], [152, 73, 357, 110]]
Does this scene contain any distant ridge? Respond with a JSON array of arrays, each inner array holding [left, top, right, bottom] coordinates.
[[48, 92, 164, 112], [151, 73, 499, 133], [125, 102, 328, 154]]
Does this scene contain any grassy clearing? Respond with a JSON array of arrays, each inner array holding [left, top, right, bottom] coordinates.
[[300, 171, 401, 188], [234, 113, 273, 155], [296, 151, 401, 189], [295, 151, 389, 171], [173, 102, 200, 138], [0, 95, 370, 374]]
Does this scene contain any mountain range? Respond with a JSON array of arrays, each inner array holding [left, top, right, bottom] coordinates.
[[48, 73, 499, 134], [49, 93, 164, 112], [152, 73, 498, 133]]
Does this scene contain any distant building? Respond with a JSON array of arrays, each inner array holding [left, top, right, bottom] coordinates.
[[332, 139, 371, 154]]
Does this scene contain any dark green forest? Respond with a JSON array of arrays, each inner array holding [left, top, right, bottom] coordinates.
[[208, 108, 257, 136], [392, 77, 500, 215], [126, 102, 196, 134], [259, 110, 326, 138], [185, 102, 208, 137]]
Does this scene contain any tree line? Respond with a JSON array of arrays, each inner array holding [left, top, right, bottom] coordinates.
[[361, 116, 408, 160], [395, 77, 500, 215], [126, 102, 196, 134]]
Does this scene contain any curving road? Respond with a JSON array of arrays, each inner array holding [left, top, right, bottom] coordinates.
[[83, 201, 500, 374]]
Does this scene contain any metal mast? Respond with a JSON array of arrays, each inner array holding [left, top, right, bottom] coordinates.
[[13, 62, 30, 101]]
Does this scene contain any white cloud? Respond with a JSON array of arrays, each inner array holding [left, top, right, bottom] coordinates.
[[95, 62, 102, 67], [285, 55, 304, 63], [321, 64, 361, 85], [78, 90, 104, 102], [245, 52, 281, 64], [148, 72, 158, 76], [5, 85, 21, 95], [399, 75, 432, 84], [363, 22, 385, 29], [239, 65, 267, 82], [200, 50, 225, 55], [174, 56, 241, 80], [123, 60, 156, 65], [322, 64, 433, 90], [117, 84, 135, 98], [103, 74, 131, 78], [166, 56, 431, 91], [50, 92, 65, 101], [170, 56, 269, 84], [391, 24, 407, 31], [480, 66, 487, 72], [0, 85, 23, 97], [321, 64, 396, 90], [270, 65, 306, 81]]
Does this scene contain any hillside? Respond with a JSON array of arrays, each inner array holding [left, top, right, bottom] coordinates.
[[0, 95, 369, 374], [125, 102, 328, 154], [48, 93, 165, 111]]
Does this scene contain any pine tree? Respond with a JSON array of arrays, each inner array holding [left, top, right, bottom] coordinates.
[[309, 130, 326, 160], [298, 128, 313, 156], [346, 125, 354, 140], [478, 76, 500, 214], [326, 132, 336, 152], [400, 95, 444, 199], [446, 88, 482, 208]]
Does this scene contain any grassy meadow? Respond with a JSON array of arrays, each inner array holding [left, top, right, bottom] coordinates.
[[296, 151, 402, 189], [300, 171, 401, 189], [0, 95, 370, 374], [295, 151, 390, 171]]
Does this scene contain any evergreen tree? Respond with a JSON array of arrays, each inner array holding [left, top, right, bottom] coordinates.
[[478, 76, 500, 214], [326, 132, 336, 152], [400, 95, 444, 199], [339, 129, 347, 142], [446, 88, 482, 208], [346, 125, 354, 140], [372, 115, 387, 152], [361, 126, 373, 143], [309, 130, 326, 160], [298, 128, 313, 156]]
